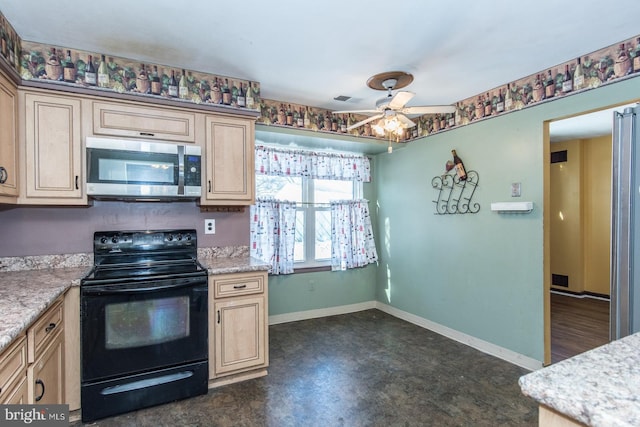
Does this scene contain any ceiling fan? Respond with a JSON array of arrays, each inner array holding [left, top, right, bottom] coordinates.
[[333, 71, 456, 133]]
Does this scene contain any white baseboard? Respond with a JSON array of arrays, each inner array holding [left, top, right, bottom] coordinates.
[[269, 300, 543, 371], [268, 301, 377, 325], [375, 302, 543, 371]]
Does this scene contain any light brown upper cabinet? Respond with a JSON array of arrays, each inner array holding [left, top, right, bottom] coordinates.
[[0, 70, 18, 201], [203, 115, 255, 206], [92, 100, 197, 143], [20, 90, 86, 204]]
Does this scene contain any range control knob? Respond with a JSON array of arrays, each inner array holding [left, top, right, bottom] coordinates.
[[185, 233, 192, 241], [167, 234, 174, 242], [177, 234, 183, 241], [111, 236, 119, 244], [99, 236, 108, 244]]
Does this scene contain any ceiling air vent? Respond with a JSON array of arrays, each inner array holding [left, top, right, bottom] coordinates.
[[333, 95, 351, 102]]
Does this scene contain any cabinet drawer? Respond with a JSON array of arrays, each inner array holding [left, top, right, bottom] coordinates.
[[0, 335, 27, 401], [93, 101, 196, 142], [27, 299, 64, 363], [212, 272, 266, 298]]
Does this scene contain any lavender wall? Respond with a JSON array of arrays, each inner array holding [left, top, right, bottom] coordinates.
[[0, 201, 249, 257]]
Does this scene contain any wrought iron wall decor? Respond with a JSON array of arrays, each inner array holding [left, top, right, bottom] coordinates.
[[432, 170, 480, 214]]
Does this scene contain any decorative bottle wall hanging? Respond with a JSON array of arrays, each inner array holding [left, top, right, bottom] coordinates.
[[432, 150, 480, 214]]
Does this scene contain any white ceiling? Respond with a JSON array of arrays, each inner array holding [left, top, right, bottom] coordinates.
[[2, 0, 640, 141]]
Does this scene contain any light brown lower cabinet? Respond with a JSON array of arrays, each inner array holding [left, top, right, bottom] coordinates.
[[3, 376, 28, 404], [0, 297, 66, 406], [27, 330, 64, 404], [26, 297, 65, 404], [0, 335, 27, 404], [538, 405, 586, 426], [208, 271, 268, 387]]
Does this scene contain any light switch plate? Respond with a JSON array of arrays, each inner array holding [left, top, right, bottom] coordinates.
[[511, 182, 521, 197], [204, 219, 215, 234]]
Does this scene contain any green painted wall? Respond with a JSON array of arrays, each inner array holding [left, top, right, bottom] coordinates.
[[374, 77, 640, 362], [268, 264, 377, 315], [265, 77, 640, 362]]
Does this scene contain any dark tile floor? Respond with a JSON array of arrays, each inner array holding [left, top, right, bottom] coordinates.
[[76, 309, 538, 427]]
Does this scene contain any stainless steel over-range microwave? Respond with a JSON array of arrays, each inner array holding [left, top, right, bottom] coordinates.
[[86, 137, 202, 200]]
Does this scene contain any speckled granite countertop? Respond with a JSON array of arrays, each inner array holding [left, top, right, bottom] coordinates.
[[0, 251, 269, 355], [0, 266, 89, 353], [199, 255, 270, 275], [519, 333, 640, 427]]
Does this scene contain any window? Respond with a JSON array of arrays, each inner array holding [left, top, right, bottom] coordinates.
[[256, 175, 362, 268]]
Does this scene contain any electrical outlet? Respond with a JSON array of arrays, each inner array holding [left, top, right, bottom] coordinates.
[[204, 219, 216, 235]]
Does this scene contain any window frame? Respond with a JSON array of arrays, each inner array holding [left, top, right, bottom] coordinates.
[[255, 175, 363, 270]]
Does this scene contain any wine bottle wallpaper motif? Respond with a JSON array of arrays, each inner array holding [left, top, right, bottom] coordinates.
[[9, 29, 640, 144], [136, 63, 150, 94], [63, 50, 76, 83], [45, 47, 62, 81], [633, 38, 640, 73], [85, 55, 97, 86], [561, 64, 573, 94], [150, 65, 161, 95], [179, 69, 189, 99], [168, 70, 178, 97], [614, 43, 632, 78], [98, 54, 109, 88]]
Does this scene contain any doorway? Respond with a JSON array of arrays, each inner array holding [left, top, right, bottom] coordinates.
[[544, 104, 636, 364]]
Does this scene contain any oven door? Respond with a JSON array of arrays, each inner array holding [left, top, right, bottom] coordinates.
[[81, 275, 208, 382]]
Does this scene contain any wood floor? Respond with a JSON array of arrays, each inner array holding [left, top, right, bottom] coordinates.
[[550, 292, 610, 364]]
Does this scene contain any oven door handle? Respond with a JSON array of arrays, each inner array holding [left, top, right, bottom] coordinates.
[[82, 280, 206, 295]]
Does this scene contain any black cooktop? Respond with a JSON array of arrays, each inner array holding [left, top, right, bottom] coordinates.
[[82, 229, 206, 286]]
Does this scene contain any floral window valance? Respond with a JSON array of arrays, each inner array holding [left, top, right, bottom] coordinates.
[[255, 145, 371, 182]]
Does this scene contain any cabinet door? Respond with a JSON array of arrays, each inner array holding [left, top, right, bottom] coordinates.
[[22, 92, 84, 203], [213, 296, 265, 376], [0, 336, 27, 403], [203, 115, 255, 205], [2, 376, 27, 404], [27, 330, 64, 405], [92, 101, 196, 142], [0, 70, 18, 199]]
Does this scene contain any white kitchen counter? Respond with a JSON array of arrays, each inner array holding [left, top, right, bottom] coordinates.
[[519, 333, 640, 427]]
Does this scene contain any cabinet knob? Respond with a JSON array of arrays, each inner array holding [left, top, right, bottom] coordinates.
[[75, 175, 79, 190], [35, 379, 45, 402], [208, 180, 212, 193], [0, 166, 7, 184], [217, 310, 221, 324], [233, 284, 247, 289], [45, 322, 57, 333]]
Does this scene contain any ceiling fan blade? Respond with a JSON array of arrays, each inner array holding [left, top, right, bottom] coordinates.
[[396, 114, 416, 128], [332, 109, 380, 115], [347, 114, 384, 131], [388, 91, 415, 110], [401, 105, 457, 115]]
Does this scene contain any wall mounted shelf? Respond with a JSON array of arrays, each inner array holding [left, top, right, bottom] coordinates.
[[490, 201, 533, 213]]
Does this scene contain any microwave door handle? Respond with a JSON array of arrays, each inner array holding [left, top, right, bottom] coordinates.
[[177, 145, 185, 195]]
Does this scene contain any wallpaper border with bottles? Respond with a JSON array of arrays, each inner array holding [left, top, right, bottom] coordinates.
[[258, 34, 640, 142], [0, 10, 638, 143]]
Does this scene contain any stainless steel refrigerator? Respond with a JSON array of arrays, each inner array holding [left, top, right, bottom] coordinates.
[[611, 105, 640, 339]]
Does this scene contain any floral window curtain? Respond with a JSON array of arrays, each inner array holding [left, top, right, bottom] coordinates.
[[255, 145, 371, 181], [250, 198, 297, 275], [330, 199, 378, 271]]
